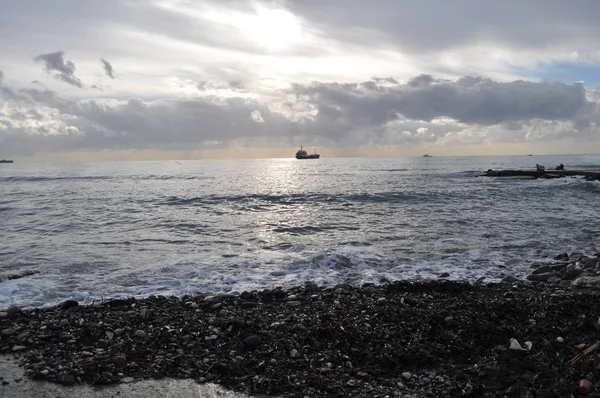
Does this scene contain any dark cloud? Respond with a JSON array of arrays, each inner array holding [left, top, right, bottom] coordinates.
[[34, 51, 82, 88], [100, 59, 115, 79], [292, 76, 587, 126], [0, 70, 3, 86], [1, 75, 599, 157]]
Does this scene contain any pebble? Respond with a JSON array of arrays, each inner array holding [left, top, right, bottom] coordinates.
[[290, 348, 300, 358], [12, 345, 26, 352], [0, 312, 7, 318], [556, 337, 564, 343], [59, 319, 69, 327], [140, 308, 151, 319], [1, 328, 16, 337], [402, 372, 412, 381], [242, 335, 262, 349], [134, 330, 147, 339], [105, 330, 115, 340], [114, 328, 125, 336]]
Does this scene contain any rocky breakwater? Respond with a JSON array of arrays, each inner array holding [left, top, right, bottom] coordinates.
[[525, 252, 600, 288], [482, 168, 600, 181], [2, 278, 600, 396]]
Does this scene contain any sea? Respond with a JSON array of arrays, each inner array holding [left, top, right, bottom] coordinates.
[[1, 154, 599, 309]]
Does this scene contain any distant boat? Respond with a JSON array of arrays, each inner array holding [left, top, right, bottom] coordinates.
[[527, 154, 533, 156], [423, 154, 432, 158], [295, 146, 320, 159], [0, 159, 13, 163]]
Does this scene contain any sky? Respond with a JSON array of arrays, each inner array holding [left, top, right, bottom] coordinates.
[[2, 0, 600, 161]]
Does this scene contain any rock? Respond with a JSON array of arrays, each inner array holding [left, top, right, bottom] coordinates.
[[139, 308, 151, 319], [290, 348, 300, 358], [501, 275, 520, 284], [242, 335, 262, 349], [554, 252, 569, 261], [527, 273, 553, 282], [356, 371, 369, 378], [134, 330, 147, 339], [439, 272, 450, 278], [572, 276, 600, 288], [562, 267, 582, 280], [304, 281, 319, 292], [105, 330, 115, 340], [1, 328, 16, 337], [114, 328, 125, 336], [58, 319, 69, 327], [402, 372, 412, 381], [12, 345, 26, 352], [532, 265, 554, 274], [556, 337, 564, 343], [0, 312, 8, 318], [5, 306, 21, 314], [506, 258, 522, 266], [61, 300, 79, 309]]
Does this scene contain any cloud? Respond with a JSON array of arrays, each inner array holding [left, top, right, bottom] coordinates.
[[291, 76, 587, 126], [2, 74, 600, 158], [100, 59, 115, 79], [34, 51, 82, 88], [0, 70, 3, 86]]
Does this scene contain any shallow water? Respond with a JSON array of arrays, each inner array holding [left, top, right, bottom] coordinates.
[[1, 154, 599, 308]]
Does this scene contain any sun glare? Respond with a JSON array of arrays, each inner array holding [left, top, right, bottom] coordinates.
[[237, 6, 303, 51]]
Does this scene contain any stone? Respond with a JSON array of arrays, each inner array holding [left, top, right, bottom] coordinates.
[[402, 372, 412, 381], [290, 348, 300, 358], [532, 265, 554, 274], [61, 300, 79, 309], [501, 275, 520, 284], [527, 273, 553, 282], [5, 306, 21, 314], [242, 335, 262, 349], [12, 345, 26, 352], [572, 276, 600, 288], [105, 330, 115, 340], [0, 312, 8, 318], [134, 330, 147, 339], [562, 267, 582, 280], [1, 328, 16, 337], [59, 319, 69, 327], [139, 308, 151, 319], [114, 328, 124, 336]]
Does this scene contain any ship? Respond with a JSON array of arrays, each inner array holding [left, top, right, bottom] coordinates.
[[295, 146, 320, 159], [0, 159, 13, 163]]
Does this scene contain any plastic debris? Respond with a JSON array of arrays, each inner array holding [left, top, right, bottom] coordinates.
[[509, 338, 532, 351]]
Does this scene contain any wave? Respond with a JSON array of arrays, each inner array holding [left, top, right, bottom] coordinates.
[[158, 191, 448, 207], [0, 176, 114, 182]]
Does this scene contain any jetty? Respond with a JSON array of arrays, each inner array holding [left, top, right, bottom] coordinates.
[[481, 168, 600, 181]]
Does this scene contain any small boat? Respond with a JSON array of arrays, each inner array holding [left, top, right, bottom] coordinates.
[[0, 159, 13, 163], [295, 146, 320, 159], [423, 154, 432, 158]]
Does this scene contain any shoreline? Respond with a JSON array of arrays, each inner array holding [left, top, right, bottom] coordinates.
[[2, 269, 600, 396]]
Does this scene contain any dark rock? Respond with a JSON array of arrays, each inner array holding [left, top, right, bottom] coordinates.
[[527, 273, 553, 282], [554, 253, 569, 261], [532, 265, 554, 274], [242, 335, 262, 349], [60, 300, 79, 310], [562, 267, 582, 280]]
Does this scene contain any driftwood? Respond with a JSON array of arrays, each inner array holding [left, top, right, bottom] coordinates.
[[570, 339, 600, 365]]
